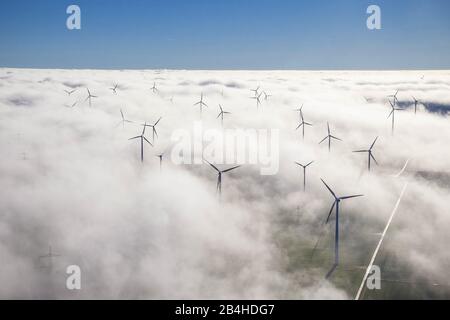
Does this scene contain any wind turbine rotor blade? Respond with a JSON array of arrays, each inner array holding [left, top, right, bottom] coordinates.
[[387, 109, 394, 119], [204, 159, 220, 173], [143, 137, 153, 146], [330, 135, 342, 141], [340, 194, 364, 200], [325, 201, 336, 223], [370, 153, 379, 165], [321, 179, 337, 199], [353, 150, 368, 153], [222, 165, 241, 173], [306, 161, 314, 167], [319, 136, 328, 144], [129, 136, 141, 140], [370, 137, 378, 149]]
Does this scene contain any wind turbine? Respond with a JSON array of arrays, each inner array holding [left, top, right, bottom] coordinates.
[[150, 82, 158, 94], [204, 159, 241, 195], [295, 161, 314, 191], [319, 122, 341, 151], [39, 245, 60, 269], [388, 90, 399, 106], [217, 104, 231, 126], [321, 179, 363, 278], [250, 86, 260, 96], [110, 84, 118, 94], [64, 89, 76, 96], [251, 92, 263, 109], [194, 93, 208, 114], [156, 153, 164, 171], [145, 117, 162, 143], [353, 137, 379, 171], [117, 109, 134, 128], [294, 104, 304, 120], [64, 101, 77, 108], [85, 88, 98, 107], [129, 123, 153, 162], [263, 91, 272, 100], [412, 96, 420, 114], [387, 100, 402, 135], [295, 108, 313, 140]]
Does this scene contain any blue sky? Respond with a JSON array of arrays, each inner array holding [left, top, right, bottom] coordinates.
[[0, 0, 449, 69]]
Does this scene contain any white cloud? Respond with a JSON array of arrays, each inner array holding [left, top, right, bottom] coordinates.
[[0, 68, 449, 299]]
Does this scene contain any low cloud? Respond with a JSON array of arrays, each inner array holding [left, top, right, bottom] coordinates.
[[0, 68, 449, 299]]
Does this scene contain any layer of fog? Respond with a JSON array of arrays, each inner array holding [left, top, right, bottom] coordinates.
[[0, 69, 449, 299]]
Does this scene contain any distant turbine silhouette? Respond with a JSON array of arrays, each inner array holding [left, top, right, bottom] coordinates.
[[412, 96, 420, 114], [353, 137, 379, 171], [194, 93, 208, 114], [39, 245, 60, 270], [250, 86, 260, 96], [294, 104, 304, 120], [387, 90, 399, 106], [251, 92, 262, 109], [144, 117, 162, 143], [204, 159, 241, 195], [156, 153, 164, 171], [150, 82, 158, 94], [387, 100, 402, 135], [217, 104, 231, 126], [263, 91, 272, 100], [295, 108, 313, 140], [117, 109, 134, 128], [319, 122, 341, 151], [321, 179, 363, 278], [85, 88, 98, 107], [110, 84, 118, 94], [295, 161, 314, 191], [64, 89, 76, 96], [64, 101, 77, 108], [129, 123, 153, 162]]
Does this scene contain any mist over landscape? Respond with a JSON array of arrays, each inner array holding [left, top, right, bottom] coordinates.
[[0, 68, 449, 299]]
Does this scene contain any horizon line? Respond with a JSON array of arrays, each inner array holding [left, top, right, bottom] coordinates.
[[2, 67, 449, 72]]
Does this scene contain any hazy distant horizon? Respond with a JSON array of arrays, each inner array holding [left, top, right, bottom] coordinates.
[[2, 67, 450, 71]]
